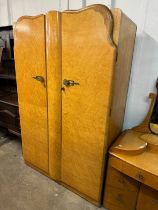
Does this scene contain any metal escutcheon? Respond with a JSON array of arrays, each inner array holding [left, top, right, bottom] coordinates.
[[63, 79, 80, 87], [32, 76, 46, 87]]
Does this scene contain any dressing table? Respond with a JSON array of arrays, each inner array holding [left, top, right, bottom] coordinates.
[[103, 81, 158, 210]]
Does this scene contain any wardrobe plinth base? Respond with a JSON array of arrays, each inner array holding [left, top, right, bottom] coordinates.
[[61, 182, 101, 207], [25, 160, 100, 206]]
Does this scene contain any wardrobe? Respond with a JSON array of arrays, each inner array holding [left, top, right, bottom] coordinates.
[[14, 5, 136, 205]]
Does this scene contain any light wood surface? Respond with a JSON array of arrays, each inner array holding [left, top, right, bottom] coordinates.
[[46, 11, 62, 181], [105, 166, 139, 191], [109, 130, 158, 191], [111, 130, 147, 154], [14, 15, 49, 173], [61, 5, 136, 203], [108, 9, 137, 147], [61, 5, 116, 202], [140, 133, 158, 146], [103, 129, 158, 209], [140, 133, 158, 152], [109, 155, 158, 191], [104, 167, 139, 210], [105, 185, 138, 210], [137, 185, 158, 210], [14, 5, 136, 205]]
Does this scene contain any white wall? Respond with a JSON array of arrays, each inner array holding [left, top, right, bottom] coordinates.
[[0, 0, 157, 130], [0, 0, 10, 26], [0, 0, 60, 25], [9, 0, 59, 22], [0, 0, 111, 25], [111, 0, 158, 129]]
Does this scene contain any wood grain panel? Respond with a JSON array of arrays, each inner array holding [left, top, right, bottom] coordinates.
[[108, 9, 137, 147], [14, 6, 137, 205], [46, 11, 62, 181], [103, 166, 139, 210], [61, 5, 116, 202], [137, 185, 158, 210], [105, 185, 138, 210], [14, 15, 49, 173], [109, 153, 158, 191], [105, 166, 139, 191]]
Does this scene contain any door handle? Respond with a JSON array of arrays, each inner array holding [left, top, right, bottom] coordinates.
[[32, 76, 46, 87], [63, 79, 80, 87]]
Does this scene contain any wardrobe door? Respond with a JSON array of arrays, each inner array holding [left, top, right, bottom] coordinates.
[[14, 15, 49, 173], [61, 5, 116, 203]]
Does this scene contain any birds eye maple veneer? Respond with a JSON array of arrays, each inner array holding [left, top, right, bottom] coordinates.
[[14, 5, 136, 205]]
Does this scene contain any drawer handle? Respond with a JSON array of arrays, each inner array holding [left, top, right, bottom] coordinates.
[[137, 173, 144, 181], [0, 109, 16, 118]]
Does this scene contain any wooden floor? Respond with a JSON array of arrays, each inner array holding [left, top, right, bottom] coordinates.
[[0, 128, 106, 210]]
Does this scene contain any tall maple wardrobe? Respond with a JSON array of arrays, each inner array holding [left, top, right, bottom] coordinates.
[[14, 5, 136, 205]]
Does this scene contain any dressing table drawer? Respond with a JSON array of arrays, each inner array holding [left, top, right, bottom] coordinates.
[[106, 166, 139, 191], [109, 156, 158, 191], [104, 185, 138, 210], [104, 166, 139, 210], [137, 185, 158, 210]]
